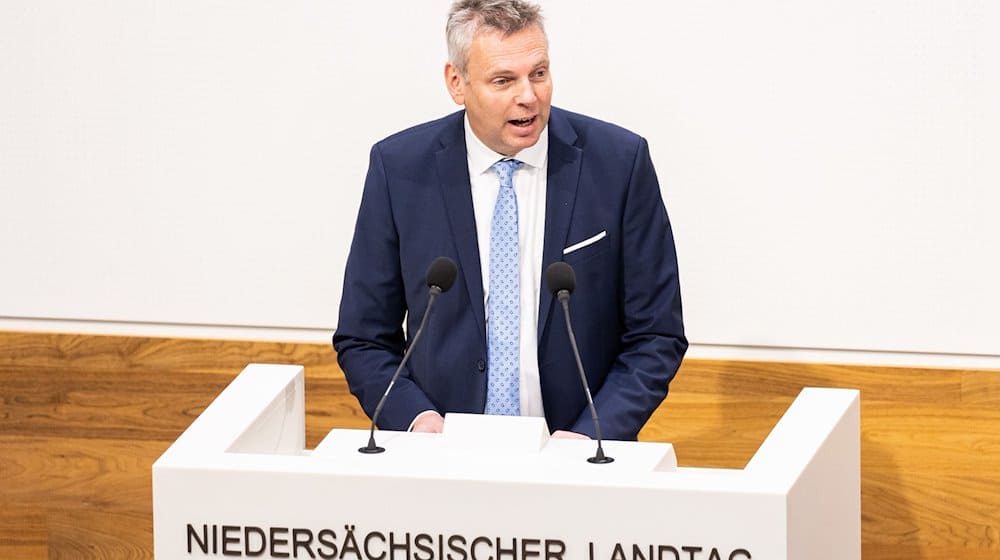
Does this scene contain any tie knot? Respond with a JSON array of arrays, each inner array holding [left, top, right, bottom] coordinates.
[[491, 159, 523, 188]]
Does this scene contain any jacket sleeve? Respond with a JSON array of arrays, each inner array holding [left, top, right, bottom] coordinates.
[[332, 144, 437, 431], [570, 138, 688, 440]]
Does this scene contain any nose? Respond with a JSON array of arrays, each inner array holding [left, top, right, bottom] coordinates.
[[514, 78, 537, 105]]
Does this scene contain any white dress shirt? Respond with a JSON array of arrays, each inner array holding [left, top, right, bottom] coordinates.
[[465, 116, 548, 419], [409, 117, 548, 429]]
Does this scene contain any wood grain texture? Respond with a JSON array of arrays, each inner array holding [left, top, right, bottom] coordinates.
[[1, 331, 998, 559]]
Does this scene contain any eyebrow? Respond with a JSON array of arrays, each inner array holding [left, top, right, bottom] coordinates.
[[486, 57, 550, 78]]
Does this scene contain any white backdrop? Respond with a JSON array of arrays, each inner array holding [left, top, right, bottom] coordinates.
[[2, 1, 998, 365]]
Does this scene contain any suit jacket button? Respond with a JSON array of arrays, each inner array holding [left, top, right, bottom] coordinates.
[[476, 359, 486, 372]]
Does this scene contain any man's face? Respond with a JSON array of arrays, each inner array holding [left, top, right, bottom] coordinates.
[[445, 24, 552, 156]]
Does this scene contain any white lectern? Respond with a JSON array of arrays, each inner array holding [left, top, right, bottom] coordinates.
[[153, 364, 859, 560]]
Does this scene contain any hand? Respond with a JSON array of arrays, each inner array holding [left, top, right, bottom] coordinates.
[[551, 430, 591, 440], [411, 411, 445, 433]]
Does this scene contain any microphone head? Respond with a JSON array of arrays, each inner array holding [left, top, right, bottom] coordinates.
[[426, 257, 458, 292], [545, 261, 576, 295]]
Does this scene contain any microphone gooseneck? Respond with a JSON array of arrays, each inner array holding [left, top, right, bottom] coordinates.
[[360, 257, 458, 454], [544, 262, 614, 464]]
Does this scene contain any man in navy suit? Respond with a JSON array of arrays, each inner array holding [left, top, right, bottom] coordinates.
[[333, 0, 686, 440]]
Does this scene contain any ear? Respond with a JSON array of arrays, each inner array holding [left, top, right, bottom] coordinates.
[[444, 62, 466, 106]]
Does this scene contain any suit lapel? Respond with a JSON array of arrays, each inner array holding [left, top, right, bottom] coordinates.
[[435, 116, 488, 344], [538, 110, 582, 343]]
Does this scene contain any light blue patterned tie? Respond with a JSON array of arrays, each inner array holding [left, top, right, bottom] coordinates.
[[485, 159, 523, 416]]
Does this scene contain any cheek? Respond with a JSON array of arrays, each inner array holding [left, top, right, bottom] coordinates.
[[484, 95, 510, 118], [469, 91, 499, 114], [537, 84, 553, 104], [468, 88, 515, 124]]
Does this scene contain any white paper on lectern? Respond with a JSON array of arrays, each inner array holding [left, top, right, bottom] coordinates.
[[442, 412, 550, 453]]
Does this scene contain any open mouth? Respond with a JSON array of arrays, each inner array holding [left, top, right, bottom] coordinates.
[[508, 116, 536, 128]]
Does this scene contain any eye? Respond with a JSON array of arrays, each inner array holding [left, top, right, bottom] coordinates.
[[532, 69, 547, 79], [493, 77, 510, 86]]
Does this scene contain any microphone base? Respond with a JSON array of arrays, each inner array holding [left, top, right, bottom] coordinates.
[[358, 445, 386, 454], [587, 455, 615, 464]]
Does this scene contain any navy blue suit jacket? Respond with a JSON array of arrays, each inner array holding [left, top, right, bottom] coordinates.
[[333, 107, 687, 440]]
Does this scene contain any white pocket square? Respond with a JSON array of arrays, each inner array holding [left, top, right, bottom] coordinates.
[[563, 230, 607, 255]]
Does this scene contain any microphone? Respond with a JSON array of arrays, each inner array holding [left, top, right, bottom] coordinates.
[[544, 261, 614, 464], [359, 256, 458, 454]]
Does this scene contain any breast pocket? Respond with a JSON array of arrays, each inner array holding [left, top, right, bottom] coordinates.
[[563, 230, 609, 266]]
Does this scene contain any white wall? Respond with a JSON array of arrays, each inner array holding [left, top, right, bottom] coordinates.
[[2, 1, 998, 368]]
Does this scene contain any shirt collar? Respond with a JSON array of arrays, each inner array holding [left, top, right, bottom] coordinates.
[[464, 113, 549, 176]]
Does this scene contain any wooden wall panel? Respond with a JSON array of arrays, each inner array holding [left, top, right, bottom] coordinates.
[[1, 331, 997, 559]]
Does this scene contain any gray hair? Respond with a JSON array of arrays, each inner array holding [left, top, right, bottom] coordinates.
[[446, 0, 546, 79]]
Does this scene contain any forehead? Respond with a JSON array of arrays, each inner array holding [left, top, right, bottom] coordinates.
[[468, 25, 549, 72]]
